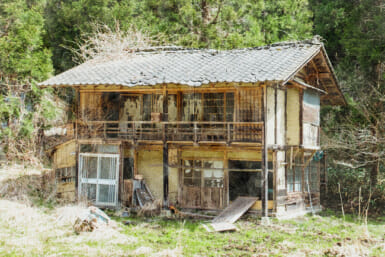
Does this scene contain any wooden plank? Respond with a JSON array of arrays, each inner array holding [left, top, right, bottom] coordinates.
[[210, 222, 237, 232], [212, 196, 258, 224]]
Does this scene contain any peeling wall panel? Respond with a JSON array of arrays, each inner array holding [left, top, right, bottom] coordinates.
[[54, 141, 76, 169], [137, 150, 163, 200], [286, 88, 300, 145], [266, 87, 275, 146], [276, 89, 285, 146]]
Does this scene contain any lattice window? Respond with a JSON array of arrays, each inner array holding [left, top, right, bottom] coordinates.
[[182, 159, 224, 188], [55, 166, 76, 183], [306, 159, 320, 192], [287, 155, 303, 193]]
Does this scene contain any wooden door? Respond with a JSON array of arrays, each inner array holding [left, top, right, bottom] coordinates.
[[181, 160, 202, 208], [181, 159, 224, 209]]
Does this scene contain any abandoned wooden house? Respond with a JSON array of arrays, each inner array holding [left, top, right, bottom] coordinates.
[[40, 37, 345, 217]]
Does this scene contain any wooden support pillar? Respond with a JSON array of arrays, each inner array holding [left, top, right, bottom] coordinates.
[[163, 143, 169, 206], [163, 86, 169, 206], [75, 89, 80, 140], [262, 85, 268, 218]]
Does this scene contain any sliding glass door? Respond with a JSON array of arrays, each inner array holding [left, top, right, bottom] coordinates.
[[78, 153, 119, 206]]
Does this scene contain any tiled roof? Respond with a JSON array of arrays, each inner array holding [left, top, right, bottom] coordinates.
[[39, 40, 323, 87]]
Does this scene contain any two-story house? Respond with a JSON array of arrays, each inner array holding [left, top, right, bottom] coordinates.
[[40, 37, 345, 217]]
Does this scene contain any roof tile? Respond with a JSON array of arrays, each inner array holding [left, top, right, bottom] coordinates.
[[39, 42, 322, 87]]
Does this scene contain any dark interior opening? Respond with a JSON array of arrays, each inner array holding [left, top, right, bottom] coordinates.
[[228, 160, 273, 201], [229, 171, 261, 201], [123, 157, 134, 179]]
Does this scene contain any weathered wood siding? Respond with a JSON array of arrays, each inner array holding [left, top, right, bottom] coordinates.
[[80, 92, 103, 120], [275, 150, 286, 215], [303, 89, 320, 147], [53, 141, 77, 202], [54, 141, 76, 168], [277, 89, 286, 146]]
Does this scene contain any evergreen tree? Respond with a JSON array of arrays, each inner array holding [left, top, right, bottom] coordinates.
[[0, 0, 57, 162], [311, 0, 385, 185], [44, 0, 313, 72]]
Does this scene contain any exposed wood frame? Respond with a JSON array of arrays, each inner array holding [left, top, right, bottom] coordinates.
[[291, 79, 327, 95], [262, 85, 268, 217], [281, 48, 322, 86]]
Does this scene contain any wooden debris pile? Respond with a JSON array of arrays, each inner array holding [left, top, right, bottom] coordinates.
[[73, 206, 111, 234]]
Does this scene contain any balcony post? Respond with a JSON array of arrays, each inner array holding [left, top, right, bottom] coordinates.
[[132, 122, 136, 143], [227, 123, 231, 144], [193, 122, 198, 143]]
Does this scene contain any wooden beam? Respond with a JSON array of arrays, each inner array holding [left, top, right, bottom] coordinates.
[[262, 85, 268, 217], [304, 150, 317, 168], [319, 73, 332, 79], [292, 79, 327, 95]]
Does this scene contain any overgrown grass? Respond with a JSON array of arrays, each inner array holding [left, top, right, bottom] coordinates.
[[0, 166, 383, 256], [0, 199, 383, 257]]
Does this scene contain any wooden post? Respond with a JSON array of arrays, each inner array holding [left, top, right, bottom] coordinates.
[[163, 143, 169, 207], [163, 86, 169, 207], [262, 85, 268, 218], [75, 89, 80, 140]]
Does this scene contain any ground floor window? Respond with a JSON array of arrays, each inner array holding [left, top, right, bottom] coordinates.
[[287, 153, 303, 193], [182, 160, 224, 188], [78, 153, 119, 206], [55, 166, 76, 183], [306, 159, 320, 192]]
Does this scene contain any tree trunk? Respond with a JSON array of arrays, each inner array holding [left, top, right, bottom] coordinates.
[[200, 0, 210, 44], [370, 158, 379, 186]]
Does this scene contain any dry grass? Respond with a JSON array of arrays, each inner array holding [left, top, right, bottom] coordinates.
[[0, 164, 54, 206], [0, 164, 182, 257], [0, 164, 383, 256], [0, 200, 138, 256]]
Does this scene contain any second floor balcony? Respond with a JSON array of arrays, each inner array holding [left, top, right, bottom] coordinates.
[[76, 120, 264, 144]]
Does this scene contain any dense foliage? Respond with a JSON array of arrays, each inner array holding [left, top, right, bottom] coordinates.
[[0, 0, 384, 212], [0, 0, 57, 163], [44, 0, 313, 72], [310, 0, 385, 212]]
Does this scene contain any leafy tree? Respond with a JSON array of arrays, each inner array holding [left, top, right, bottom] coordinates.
[[311, 0, 385, 186], [0, 0, 57, 163], [44, 0, 314, 72], [44, 0, 133, 72]]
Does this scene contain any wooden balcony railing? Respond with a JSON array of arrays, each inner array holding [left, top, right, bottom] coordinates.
[[76, 121, 264, 144]]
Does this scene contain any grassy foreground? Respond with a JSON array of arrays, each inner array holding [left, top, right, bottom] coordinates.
[[0, 165, 384, 256], [0, 199, 384, 257]]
